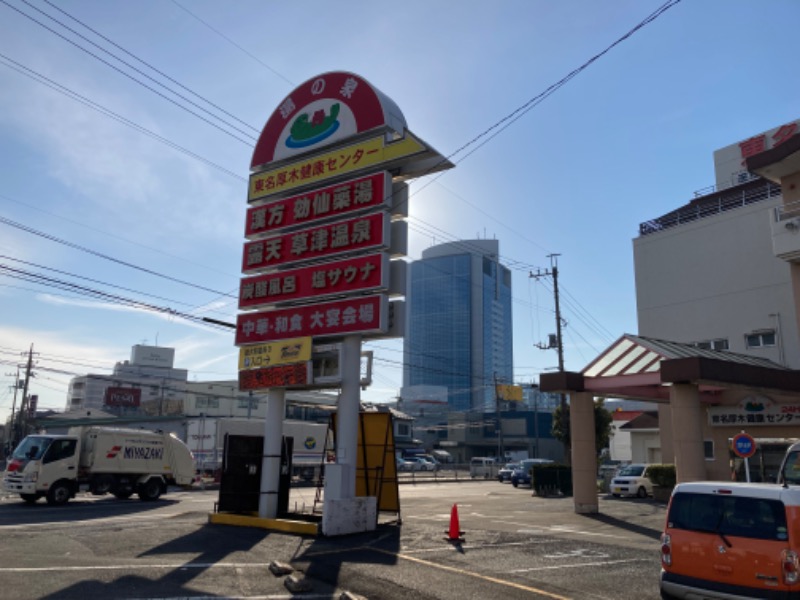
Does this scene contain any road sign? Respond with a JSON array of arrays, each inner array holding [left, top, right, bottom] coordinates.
[[732, 432, 757, 458]]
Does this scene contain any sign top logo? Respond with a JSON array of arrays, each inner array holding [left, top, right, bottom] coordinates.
[[251, 72, 407, 170]]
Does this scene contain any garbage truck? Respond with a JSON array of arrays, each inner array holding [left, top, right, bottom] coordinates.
[[2, 426, 195, 505]]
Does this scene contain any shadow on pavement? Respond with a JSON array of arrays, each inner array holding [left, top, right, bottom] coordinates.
[[40, 524, 269, 599], [581, 511, 663, 540]]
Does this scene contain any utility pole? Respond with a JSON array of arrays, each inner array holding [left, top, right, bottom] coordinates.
[[494, 373, 503, 461], [4, 367, 20, 451], [16, 344, 35, 443], [530, 255, 568, 457]]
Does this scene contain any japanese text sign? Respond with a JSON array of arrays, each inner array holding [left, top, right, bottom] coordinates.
[[238, 362, 312, 391], [242, 211, 389, 273], [235, 294, 387, 345], [238, 336, 312, 370], [239, 253, 388, 310], [245, 172, 390, 234], [248, 133, 425, 201]]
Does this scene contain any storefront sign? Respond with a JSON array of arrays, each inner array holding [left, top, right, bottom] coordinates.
[[238, 337, 312, 370], [235, 294, 387, 345], [238, 362, 312, 391], [248, 133, 425, 201], [246, 172, 390, 233], [242, 211, 389, 273], [239, 253, 388, 309], [708, 395, 800, 426]]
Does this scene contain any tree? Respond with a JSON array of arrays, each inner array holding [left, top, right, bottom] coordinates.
[[551, 397, 613, 457]]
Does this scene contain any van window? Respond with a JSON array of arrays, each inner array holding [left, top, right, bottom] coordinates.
[[781, 450, 800, 485], [668, 492, 788, 541]]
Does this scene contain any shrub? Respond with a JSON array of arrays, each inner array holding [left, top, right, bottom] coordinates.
[[647, 464, 676, 487]]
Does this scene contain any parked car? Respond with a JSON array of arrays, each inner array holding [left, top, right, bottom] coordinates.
[[497, 462, 520, 482], [661, 481, 800, 599], [403, 457, 436, 471], [610, 463, 652, 498], [511, 459, 554, 487], [469, 457, 498, 479]]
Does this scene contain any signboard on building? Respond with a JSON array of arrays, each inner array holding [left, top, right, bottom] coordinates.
[[131, 345, 175, 368], [708, 395, 800, 427], [496, 384, 523, 402], [103, 387, 142, 408], [713, 118, 800, 190]]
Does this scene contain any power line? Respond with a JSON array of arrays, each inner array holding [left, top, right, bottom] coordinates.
[[40, 0, 261, 134], [0, 215, 237, 298], [0, 0, 256, 145]]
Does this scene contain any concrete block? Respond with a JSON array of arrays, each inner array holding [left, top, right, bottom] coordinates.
[[268, 560, 294, 576], [284, 574, 312, 593], [322, 496, 377, 536]]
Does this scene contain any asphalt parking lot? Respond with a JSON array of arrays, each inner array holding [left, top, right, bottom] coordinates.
[[0, 480, 668, 599]]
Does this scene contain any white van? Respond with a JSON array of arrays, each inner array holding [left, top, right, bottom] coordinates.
[[469, 457, 497, 479]]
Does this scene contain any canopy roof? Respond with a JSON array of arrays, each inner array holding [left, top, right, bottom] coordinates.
[[540, 334, 800, 403]]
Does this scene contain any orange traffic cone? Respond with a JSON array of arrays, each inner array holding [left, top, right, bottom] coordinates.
[[445, 503, 464, 542]]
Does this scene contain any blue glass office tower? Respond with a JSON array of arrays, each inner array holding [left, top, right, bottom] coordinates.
[[403, 240, 513, 412]]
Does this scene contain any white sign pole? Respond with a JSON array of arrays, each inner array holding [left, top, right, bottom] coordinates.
[[336, 334, 362, 499], [744, 456, 751, 483], [259, 387, 285, 518]]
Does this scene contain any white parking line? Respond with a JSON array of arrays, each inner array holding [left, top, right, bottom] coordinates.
[[510, 558, 649, 573]]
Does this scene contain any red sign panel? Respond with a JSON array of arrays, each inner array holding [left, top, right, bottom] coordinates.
[[245, 172, 390, 230], [104, 387, 142, 408], [242, 211, 388, 273], [239, 253, 388, 310], [235, 294, 387, 345], [239, 362, 311, 391]]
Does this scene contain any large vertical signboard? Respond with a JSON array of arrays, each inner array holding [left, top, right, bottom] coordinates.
[[237, 71, 453, 391]]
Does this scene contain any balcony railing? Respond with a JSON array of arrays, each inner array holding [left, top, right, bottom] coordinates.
[[639, 180, 781, 236]]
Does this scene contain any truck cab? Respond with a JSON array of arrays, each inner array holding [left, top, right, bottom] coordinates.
[[4, 434, 80, 505]]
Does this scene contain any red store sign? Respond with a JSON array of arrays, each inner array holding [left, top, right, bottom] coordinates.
[[235, 294, 387, 345], [245, 171, 390, 235], [239, 253, 388, 310], [239, 362, 312, 391], [242, 211, 388, 273], [104, 387, 142, 408]]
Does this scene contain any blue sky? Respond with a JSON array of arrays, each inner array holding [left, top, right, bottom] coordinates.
[[1, 0, 798, 420]]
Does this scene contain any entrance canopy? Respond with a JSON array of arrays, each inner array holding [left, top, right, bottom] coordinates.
[[540, 334, 800, 403]]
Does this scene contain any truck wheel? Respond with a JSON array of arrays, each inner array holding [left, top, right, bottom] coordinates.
[[138, 478, 163, 502], [46, 481, 72, 506], [20, 494, 39, 504]]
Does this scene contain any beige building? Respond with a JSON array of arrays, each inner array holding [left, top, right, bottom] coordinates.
[[542, 121, 800, 514]]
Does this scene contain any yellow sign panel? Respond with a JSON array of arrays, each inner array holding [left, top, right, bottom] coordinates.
[[496, 384, 523, 402], [238, 337, 312, 370], [248, 133, 426, 201]]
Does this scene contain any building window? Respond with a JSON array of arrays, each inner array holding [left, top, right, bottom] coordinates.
[[397, 423, 410, 437], [704, 440, 714, 460], [746, 331, 776, 348], [695, 339, 729, 351], [196, 397, 218, 410], [237, 398, 257, 410], [72, 382, 85, 390]]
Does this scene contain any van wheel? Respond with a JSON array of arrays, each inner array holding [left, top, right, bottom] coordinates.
[[46, 481, 72, 506], [637, 486, 648, 499], [512, 481, 518, 488], [138, 479, 163, 502]]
